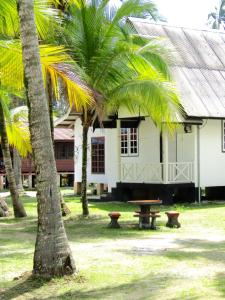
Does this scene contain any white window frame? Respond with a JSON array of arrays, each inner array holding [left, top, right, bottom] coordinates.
[[222, 120, 225, 152], [121, 128, 139, 157]]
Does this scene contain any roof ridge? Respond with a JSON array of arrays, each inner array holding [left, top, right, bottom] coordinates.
[[128, 17, 225, 35]]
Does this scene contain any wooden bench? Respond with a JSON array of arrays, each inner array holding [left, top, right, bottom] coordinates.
[[165, 211, 181, 228], [108, 212, 121, 228], [134, 213, 160, 229], [135, 210, 160, 214]]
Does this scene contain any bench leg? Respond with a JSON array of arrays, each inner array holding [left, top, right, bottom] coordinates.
[[166, 216, 181, 228], [139, 216, 151, 229], [108, 217, 120, 228], [150, 216, 157, 230]]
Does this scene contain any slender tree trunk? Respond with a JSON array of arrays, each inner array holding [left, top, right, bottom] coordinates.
[[18, 0, 75, 277], [81, 124, 89, 216], [46, 74, 71, 216], [46, 74, 54, 143], [13, 148, 24, 194], [12, 96, 24, 194], [0, 103, 27, 218]]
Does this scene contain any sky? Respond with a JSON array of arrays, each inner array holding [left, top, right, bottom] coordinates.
[[156, 0, 219, 28]]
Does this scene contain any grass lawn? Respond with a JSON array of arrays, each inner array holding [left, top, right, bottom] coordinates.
[[1, 193, 225, 299]]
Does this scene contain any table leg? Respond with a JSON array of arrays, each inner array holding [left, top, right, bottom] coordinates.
[[140, 205, 150, 229]]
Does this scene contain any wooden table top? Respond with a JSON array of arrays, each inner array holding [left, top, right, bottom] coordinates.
[[128, 200, 162, 205]]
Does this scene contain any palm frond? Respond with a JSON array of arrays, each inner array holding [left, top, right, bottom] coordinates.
[[34, 0, 60, 40], [0, 41, 93, 109], [6, 120, 31, 157], [0, 0, 18, 37], [0, 88, 31, 157], [61, 0, 181, 128], [0, 0, 60, 39], [46, 63, 93, 111], [109, 77, 181, 130]]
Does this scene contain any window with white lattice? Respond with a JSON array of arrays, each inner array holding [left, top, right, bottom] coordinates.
[[121, 128, 138, 156]]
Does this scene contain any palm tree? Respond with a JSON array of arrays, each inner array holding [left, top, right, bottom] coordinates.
[[17, 0, 75, 277], [0, 42, 92, 217], [11, 105, 34, 196], [60, 0, 180, 216], [0, 1, 92, 216], [11, 97, 26, 194], [208, 0, 225, 30], [0, 91, 31, 217], [13, 148, 24, 193]]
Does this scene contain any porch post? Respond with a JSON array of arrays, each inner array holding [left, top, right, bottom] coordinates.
[[28, 174, 33, 189], [194, 125, 201, 203], [0, 175, 4, 190], [74, 182, 81, 195], [117, 119, 121, 182], [162, 128, 169, 184]]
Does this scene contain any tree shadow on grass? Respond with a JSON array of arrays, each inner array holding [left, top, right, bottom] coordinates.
[[163, 238, 225, 263], [65, 215, 164, 243], [214, 272, 225, 299], [118, 237, 225, 265], [42, 273, 172, 300], [0, 275, 49, 300]]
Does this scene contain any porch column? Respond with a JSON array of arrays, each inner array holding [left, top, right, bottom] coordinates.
[[0, 175, 4, 190], [162, 128, 169, 184], [194, 125, 201, 203], [96, 183, 104, 195], [28, 174, 33, 189], [57, 174, 60, 187], [74, 182, 81, 195], [117, 119, 121, 182]]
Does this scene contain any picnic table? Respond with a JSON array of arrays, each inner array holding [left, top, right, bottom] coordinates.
[[128, 200, 162, 229]]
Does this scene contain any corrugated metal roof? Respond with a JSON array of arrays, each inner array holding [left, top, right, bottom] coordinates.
[[129, 17, 225, 118], [54, 108, 80, 128], [54, 128, 74, 141]]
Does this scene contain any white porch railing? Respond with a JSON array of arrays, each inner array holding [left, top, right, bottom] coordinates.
[[121, 162, 194, 183], [121, 162, 163, 183], [168, 162, 194, 183]]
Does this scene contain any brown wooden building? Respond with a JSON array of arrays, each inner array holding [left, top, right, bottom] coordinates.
[[0, 128, 74, 188]]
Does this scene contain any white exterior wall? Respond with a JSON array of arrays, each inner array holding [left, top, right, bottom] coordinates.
[[74, 118, 109, 185], [74, 117, 161, 189], [121, 118, 160, 165], [168, 127, 195, 163], [74, 118, 83, 183], [74, 117, 199, 188], [74, 118, 120, 191], [176, 128, 195, 163], [74, 116, 225, 189], [199, 119, 225, 187]]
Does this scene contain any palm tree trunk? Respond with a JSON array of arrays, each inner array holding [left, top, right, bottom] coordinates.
[[81, 124, 89, 216], [11, 96, 24, 194], [13, 148, 24, 194], [46, 74, 54, 143], [46, 74, 71, 216], [18, 0, 75, 277], [0, 102, 27, 217]]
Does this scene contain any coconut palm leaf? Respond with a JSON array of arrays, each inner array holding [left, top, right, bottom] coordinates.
[[0, 0, 59, 39], [62, 0, 181, 127], [0, 89, 31, 157], [0, 40, 93, 109], [6, 119, 31, 158]]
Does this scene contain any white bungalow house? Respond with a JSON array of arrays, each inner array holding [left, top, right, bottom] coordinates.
[[60, 18, 225, 204]]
